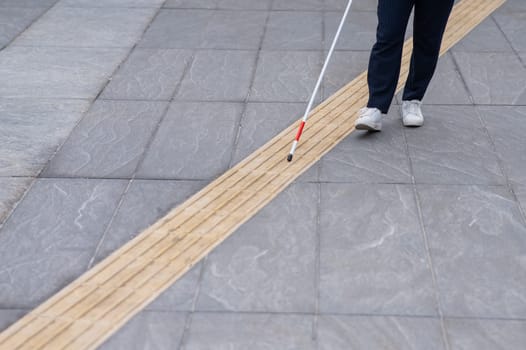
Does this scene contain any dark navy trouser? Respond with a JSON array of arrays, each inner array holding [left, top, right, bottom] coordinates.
[[367, 0, 455, 114]]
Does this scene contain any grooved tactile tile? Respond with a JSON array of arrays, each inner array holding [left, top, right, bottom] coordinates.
[[0, 0, 506, 348]]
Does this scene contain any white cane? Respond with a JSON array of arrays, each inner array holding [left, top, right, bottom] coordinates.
[[287, 0, 354, 162]]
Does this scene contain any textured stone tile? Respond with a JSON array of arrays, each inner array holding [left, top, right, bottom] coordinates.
[[0, 309, 27, 333], [102, 49, 192, 100], [451, 17, 513, 52], [405, 105, 504, 185], [398, 53, 472, 105], [176, 50, 256, 101], [0, 0, 57, 7], [163, 0, 216, 9], [0, 178, 126, 308], [479, 106, 526, 186], [44, 100, 167, 178], [495, 0, 526, 13], [452, 51, 526, 105], [478, 106, 526, 184], [0, 250, 92, 309], [215, 0, 271, 9], [0, 98, 90, 176], [137, 102, 241, 179], [14, 7, 156, 48], [418, 185, 526, 318], [232, 102, 318, 181], [320, 112, 412, 184], [93, 180, 206, 311], [232, 102, 304, 163], [0, 179, 126, 251], [319, 184, 437, 315], [250, 51, 321, 102], [0, 46, 128, 99], [318, 315, 445, 350], [59, 0, 165, 7], [515, 185, 526, 215], [263, 11, 323, 50], [324, 11, 378, 50], [446, 318, 526, 350], [273, 0, 376, 10], [0, 177, 32, 225], [0, 7, 44, 48], [322, 50, 369, 99], [139, 9, 267, 49], [185, 313, 316, 350], [100, 311, 186, 350], [196, 183, 317, 313], [493, 12, 526, 52]]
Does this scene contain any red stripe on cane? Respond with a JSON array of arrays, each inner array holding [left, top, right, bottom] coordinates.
[[295, 121, 306, 141]]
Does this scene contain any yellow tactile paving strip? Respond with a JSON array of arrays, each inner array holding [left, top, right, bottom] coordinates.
[[0, 0, 505, 348]]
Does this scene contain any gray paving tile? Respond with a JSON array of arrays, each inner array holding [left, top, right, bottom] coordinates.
[[176, 50, 256, 101], [452, 51, 526, 105], [273, 0, 377, 11], [1, 178, 127, 251], [0, 179, 126, 308], [515, 185, 526, 217], [232, 102, 304, 163], [262, 11, 323, 50], [139, 9, 267, 49], [0, 250, 93, 309], [272, 0, 326, 10], [322, 50, 369, 99], [324, 11, 378, 50], [0, 309, 27, 333], [0, 177, 32, 226], [185, 313, 316, 350], [397, 53, 472, 105], [196, 183, 317, 313], [14, 7, 156, 48], [0, 98, 90, 176], [495, 0, 526, 13], [418, 185, 526, 318], [405, 105, 505, 185], [232, 102, 318, 182], [446, 318, 526, 350], [493, 12, 526, 52], [318, 315, 445, 350], [319, 112, 412, 184], [250, 51, 322, 102], [0, 0, 57, 7], [163, 0, 216, 9], [100, 311, 187, 350], [0, 7, 44, 48], [0, 46, 128, 99], [93, 180, 206, 311], [59, 0, 164, 7], [137, 102, 241, 179], [102, 49, 192, 100], [44, 100, 168, 178], [478, 106, 526, 186], [319, 183, 437, 315], [451, 17, 513, 53]]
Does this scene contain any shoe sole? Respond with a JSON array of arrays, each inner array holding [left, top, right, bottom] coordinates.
[[355, 122, 382, 131], [403, 120, 424, 127]]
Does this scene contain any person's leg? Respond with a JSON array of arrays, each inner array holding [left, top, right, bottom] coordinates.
[[367, 0, 414, 114], [402, 0, 455, 101]]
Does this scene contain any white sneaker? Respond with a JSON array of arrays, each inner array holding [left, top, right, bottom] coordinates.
[[355, 107, 383, 131], [402, 100, 424, 127]]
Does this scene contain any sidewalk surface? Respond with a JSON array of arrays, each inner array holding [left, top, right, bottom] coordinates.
[[1, 0, 526, 348]]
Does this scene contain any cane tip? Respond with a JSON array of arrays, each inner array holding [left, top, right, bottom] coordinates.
[[287, 154, 293, 162]]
